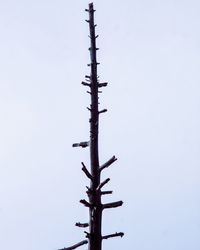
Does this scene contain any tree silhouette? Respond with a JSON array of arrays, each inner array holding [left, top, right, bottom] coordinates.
[[59, 3, 124, 250]]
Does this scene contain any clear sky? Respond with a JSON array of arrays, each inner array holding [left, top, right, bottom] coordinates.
[[0, 0, 200, 249]]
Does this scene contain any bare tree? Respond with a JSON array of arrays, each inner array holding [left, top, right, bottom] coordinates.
[[59, 3, 124, 250]]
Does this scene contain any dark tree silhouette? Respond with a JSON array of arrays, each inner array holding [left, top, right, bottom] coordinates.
[[59, 3, 124, 250]]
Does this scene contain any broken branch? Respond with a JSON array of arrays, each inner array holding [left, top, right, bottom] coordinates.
[[80, 199, 91, 207], [58, 240, 88, 250], [87, 107, 92, 111], [101, 191, 113, 195], [102, 232, 124, 240], [98, 82, 108, 87], [97, 178, 110, 191], [84, 231, 90, 239], [72, 141, 89, 148], [99, 155, 117, 172], [81, 162, 93, 180], [75, 222, 89, 228], [99, 109, 107, 114], [103, 201, 123, 209], [81, 81, 91, 87]]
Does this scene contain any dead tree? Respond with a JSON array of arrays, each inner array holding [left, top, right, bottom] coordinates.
[[59, 3, 124, 250]]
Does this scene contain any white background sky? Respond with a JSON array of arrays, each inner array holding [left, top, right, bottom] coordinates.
[[0, 0, 200, 249]]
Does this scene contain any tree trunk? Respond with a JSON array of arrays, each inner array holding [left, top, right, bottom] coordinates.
[[59, 3, 124, 250]]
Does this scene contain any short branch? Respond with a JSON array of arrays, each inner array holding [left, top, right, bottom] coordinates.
[[98, 82, 108, 87], [72, 141, 89, 148], [100, 156, 117, 172], [87, 107, 92, 111], [81, 81, 91, 87], [97, 178, 110, 191], [58, 240, 88, 250], [80, 199, 91, 208], [99, 109, 107, 114], [81, 162, 93, 180], [102, 232, 124, 240], [86, 186, 93, 197], [84, 231, 90, 239], [85, 75, 91, 79], [103, 201, 123, 209], [75, 222, 89, 228], [101, 191, 113, 195]]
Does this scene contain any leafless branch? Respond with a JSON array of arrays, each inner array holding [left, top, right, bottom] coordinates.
[[81, 81, 91, 87], [103, 201, 123, 209], [101, 191, 113, 195], [72, 142, 89, 148], [80, 199, 91, 208], [87, 107, 92, 111], [99, 155, 117, 172], [84, 231, 90, 238], [58, 240, 88, 250], [99, 109, 107, 114], [75, 222, 89, 228], [81, 162, 93, 180], [102, 232, 124, 240], [97, 178, 110, 191], [98, 82, 108, 87]]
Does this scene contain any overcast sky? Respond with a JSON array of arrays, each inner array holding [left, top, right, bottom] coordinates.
[[0, 0, 200, 249]]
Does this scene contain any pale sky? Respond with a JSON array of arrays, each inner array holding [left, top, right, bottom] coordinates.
[[0, 0, 200, 249]]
